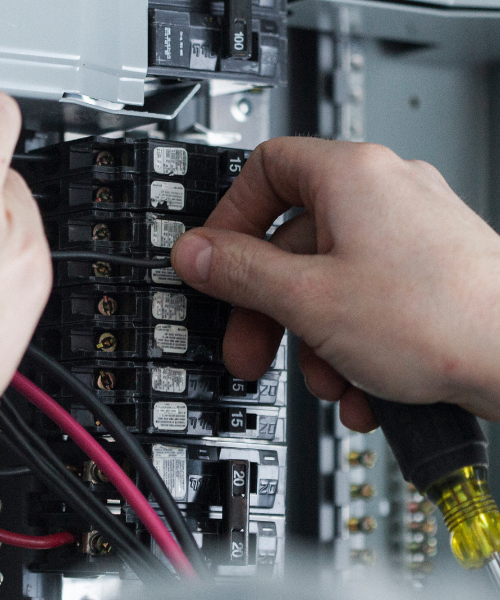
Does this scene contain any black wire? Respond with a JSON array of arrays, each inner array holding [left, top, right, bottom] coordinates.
[[0, 423, 159, 582], [0, 393, 165, 581], [12, 153, 52, 163], [26, 344, 209, 579], [32, 193, 51, 202], [50, 252, 171, 269], [0, 393, 172, 584], [0, 465, 31, 476]]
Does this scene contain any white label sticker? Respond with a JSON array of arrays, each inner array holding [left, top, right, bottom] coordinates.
[[151, 219, 185, 248], [151, 366, 187, 393], [152, 292, 187, 322], [154, 147, 188, 176], [151, 263, 182, 286], [154, 324, 188, 354], [150, 181, 185, 210], [152, 445, 187, 500], [154, 402, 188, 431]]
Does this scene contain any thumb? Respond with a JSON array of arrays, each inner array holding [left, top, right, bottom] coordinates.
[[171, 228, 328, 337]]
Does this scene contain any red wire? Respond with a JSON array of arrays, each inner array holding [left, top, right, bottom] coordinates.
[[0, 528, 75, 549], [10, 371, 197, 579]]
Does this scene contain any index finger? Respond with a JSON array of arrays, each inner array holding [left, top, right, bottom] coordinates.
[[205, 136, 341, 237], [0, 93, 21, 189]]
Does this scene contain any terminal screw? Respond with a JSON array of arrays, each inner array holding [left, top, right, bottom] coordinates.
[[84, 461, 110, 484], [84, 531, 112, 555], [407, 499, 435, 516], [96, 333, 117, 352], [98, 295, 117, 316], [348, 516, 377, 534], [93, 261, 112, 277], [94, 187, 114, 203], [350, 483, 376, 500], [92, 223, 111, 241], [407, 538, 438, 557], [97, 371, 116, 391], [349, 450, 377, 469], [407, 517, 437, 535], [94, 151, 114, 166]]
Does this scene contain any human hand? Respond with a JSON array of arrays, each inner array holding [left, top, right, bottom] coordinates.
[[0, 93, 52, 393], [171, 137, 500, 430]]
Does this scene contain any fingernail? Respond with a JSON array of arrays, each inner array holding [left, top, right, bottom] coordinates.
[[172, 234, 212, 283]]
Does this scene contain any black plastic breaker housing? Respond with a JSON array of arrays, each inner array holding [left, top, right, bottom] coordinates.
[[51, 253, 181, 287], [20, 137, 250, 184], [135, 437, 286, 514], [35, 321, 224, 364], [41, 284, 231, 333], [44, 210, 204, 253], [37, 399, 286, 442], [148, 0, 287, 86], [35, 360, 285, 407], [33, 172, 221, 218], [145, 514, 284, 577]]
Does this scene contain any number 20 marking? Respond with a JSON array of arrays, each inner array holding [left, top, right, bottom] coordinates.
[[233, 469, 246, 487], [232, 541, 244, 559]]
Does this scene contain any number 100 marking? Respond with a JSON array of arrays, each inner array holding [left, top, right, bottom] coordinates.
[[234, 32, 245, 52]]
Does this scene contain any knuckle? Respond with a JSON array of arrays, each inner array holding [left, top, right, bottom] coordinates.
[[409, 159, 447, 184], [252, 137, 290, 179], [353, 142, 397, 169], [225, 242, 255, 291]]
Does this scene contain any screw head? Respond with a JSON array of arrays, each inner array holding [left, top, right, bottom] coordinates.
[[350, 54, 364, 70]]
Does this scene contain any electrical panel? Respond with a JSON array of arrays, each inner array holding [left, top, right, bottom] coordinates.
[[1, 0, 500, 598], [7, 134, 287, 591]]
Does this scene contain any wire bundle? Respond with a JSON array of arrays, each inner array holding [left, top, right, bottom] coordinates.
[[25, 345, 207, 578], [0, 393, 171, 583], [0, 347, 209, 584]]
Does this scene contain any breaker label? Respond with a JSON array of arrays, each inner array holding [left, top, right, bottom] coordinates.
[[150, 181, 185, 210], [153, 402, 188, 431], [152, 445, 187, 500], [152, 292, 187, 321], [154, 324, 188, 353], [154, 147, 188, 176], [151, 366, 187, 393], [151, 219, 185, 248], [151, 263, 182, 286]]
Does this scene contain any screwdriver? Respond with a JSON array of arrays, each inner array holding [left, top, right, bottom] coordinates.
[[366, 397, 500, 582]]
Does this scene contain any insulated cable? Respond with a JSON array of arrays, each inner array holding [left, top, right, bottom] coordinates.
[[25, 344, 209, 579], [0, 466, 31, 476], [50, 252, 171, 269], [0, 428, 164, 582], [0, 393, 170, 582], [10, 371, 196, 579], [0, 528, 75, 550], [12, 153, 52, 163]]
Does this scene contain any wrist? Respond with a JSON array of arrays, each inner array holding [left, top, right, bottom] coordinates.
[[446, 250, 500, 420]]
